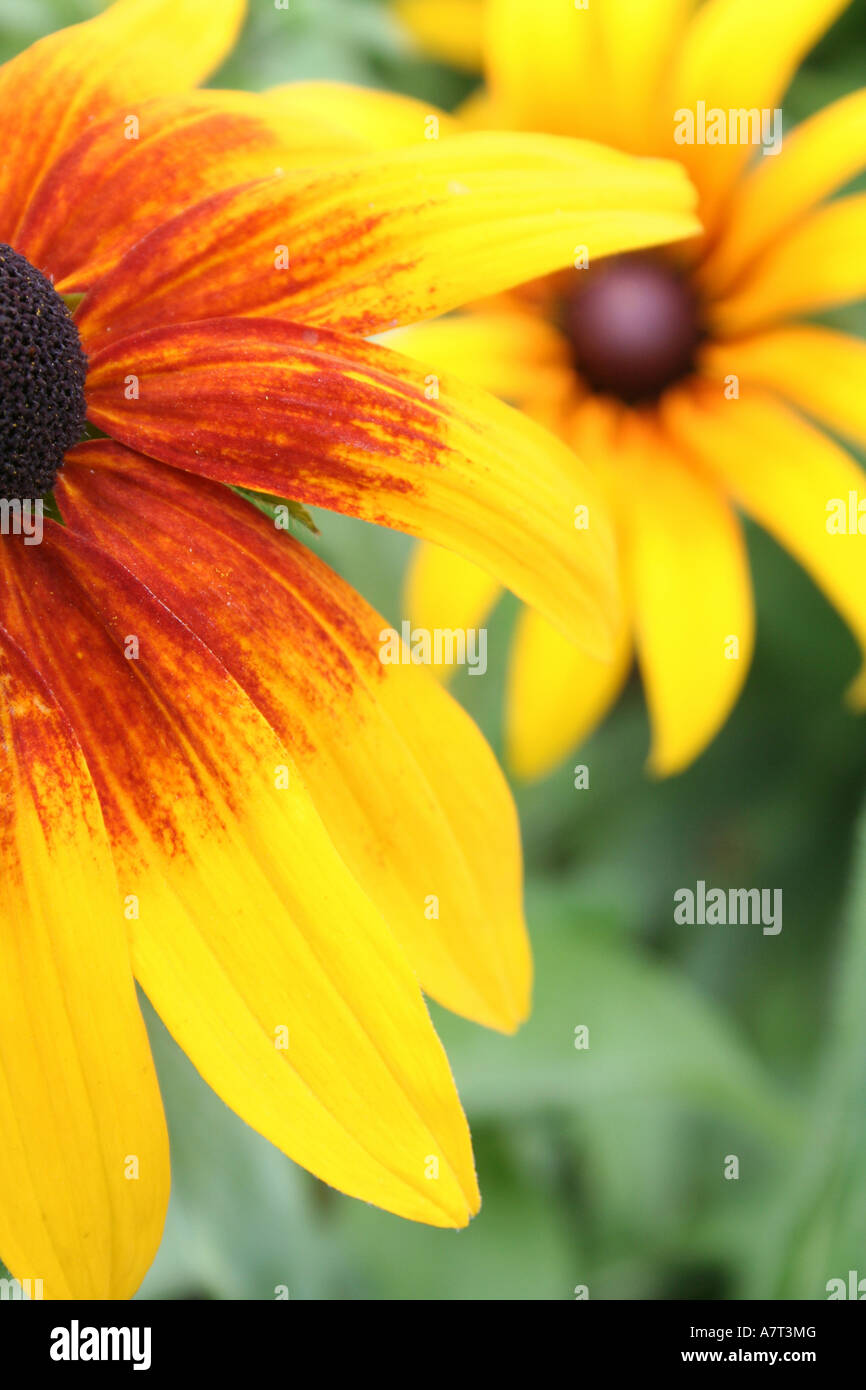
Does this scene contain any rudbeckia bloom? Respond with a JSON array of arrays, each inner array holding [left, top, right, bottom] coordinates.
[[0, 0, 699, 1296], [395, 0, 866, 779]]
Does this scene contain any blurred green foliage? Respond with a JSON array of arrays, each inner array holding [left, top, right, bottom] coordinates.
[[2, 0, 866, 1300]]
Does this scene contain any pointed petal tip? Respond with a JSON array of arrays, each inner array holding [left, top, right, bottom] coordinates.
[[478, 981, 532, 1036], [458, 1174, 482, 1227], [845, 665, 866, 711], [411, 1159, 481, 1229], [645, 749, 679, 780], [506, 738, 562, 785]]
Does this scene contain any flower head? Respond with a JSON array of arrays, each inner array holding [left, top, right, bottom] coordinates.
[[0, 0, 699, 1296], [397, 0, 866, 778]]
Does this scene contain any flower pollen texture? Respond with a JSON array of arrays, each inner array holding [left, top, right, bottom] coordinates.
[[0, 244, 87, 500]]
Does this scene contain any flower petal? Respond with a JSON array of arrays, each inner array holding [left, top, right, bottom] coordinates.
[[699, 324, 866, 451], [84, 317, 620, 659], [712, 194, 866, 335], [266, 81, 459, 146], [668, 0, 849, 226], [395, 0, 485, 71], [405, 543, 503, 684], [591, 0, 695, 155], [483, 0, 693, 151], [663, 380, 866, 706], [0, 525, 478, 1227], [387, 309, 578, 676], [17, 92, 374, 294], [378, 308, 576, 415], [615, 409, 755, 775], [0, 626, 169, 1299], [506, 604, 633, 781], [503, 389, 633, 778], [74, 131, 700, 340], [57, 441, 530, 1033], [0, 0, 246, 241], [483, 0, 603, 140], [701, 88, 866, 295]]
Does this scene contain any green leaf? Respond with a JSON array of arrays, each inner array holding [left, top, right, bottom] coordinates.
[[744, 809, 866, 1298], [232, 486, 319, 536], [433, 883, 800, 1148]]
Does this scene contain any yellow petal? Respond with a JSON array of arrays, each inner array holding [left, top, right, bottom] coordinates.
[[0, 629, 169, 1299], [592, 1, 695, 155], [506, 604, 633, 781], [266, 80, 459, 146], [505, 389, 633, 779], [76, 130, 701, 340], [663, 380, 866, 707], [483, 0, 693, 150], [456, 84, 509, 131], [58, 442, 530, 1034], [379, 308, 576, 421], [668, 0, 849, 227], [616, 409, 755, 775], [395, 0, 485, 71], [0, 524, 479, 1227], [384, 308, 578, 693], [713, 194, 866, 335], [0, 0, 246, 240], [700, 324, 866, 451], [701, 87, 866, 295], [483, 0, 602, 139], [405, 542, 504, 684]]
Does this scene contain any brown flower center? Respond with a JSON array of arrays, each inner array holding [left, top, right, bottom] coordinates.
[[563, 254, 702, 403], [0, 243, 87, 501]]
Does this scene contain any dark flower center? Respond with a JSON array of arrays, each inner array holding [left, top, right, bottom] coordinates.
[[563, 254, 702, 403], [0, 243, 87, 501]]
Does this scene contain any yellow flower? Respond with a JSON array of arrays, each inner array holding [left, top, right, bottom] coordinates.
[[0, 0, 699, 1296], [396, 0, 866, 778]]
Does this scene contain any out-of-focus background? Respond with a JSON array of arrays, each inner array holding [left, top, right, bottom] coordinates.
[[4, 0, 866, 1300]]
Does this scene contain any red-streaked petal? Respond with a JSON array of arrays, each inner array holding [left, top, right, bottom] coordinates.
[[0, 626, 169, 1299], [74, 131, 700, 340], [0, 525, 478, 1227], [16, 92, 374, 293], [0, 0, 245, 241], [57, 441, 530, 1032], [84, 317, 620, 659]]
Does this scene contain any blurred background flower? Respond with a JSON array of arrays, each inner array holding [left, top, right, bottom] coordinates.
[[3, 0, 865, 1301], [391, 0, 866, 785]]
